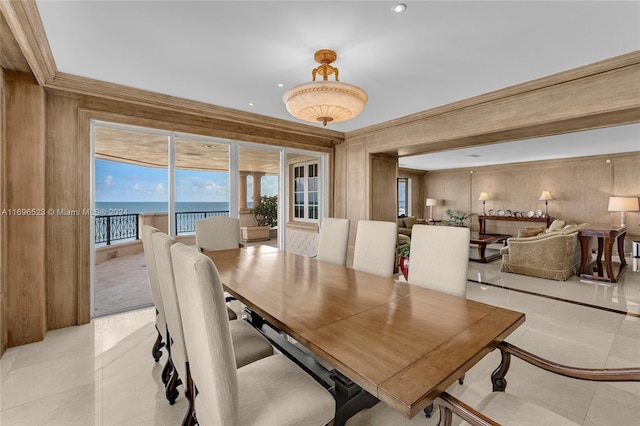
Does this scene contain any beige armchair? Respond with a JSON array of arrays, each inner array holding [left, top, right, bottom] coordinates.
[[500, 223, 592, 281], [397, 216, 426, 236]]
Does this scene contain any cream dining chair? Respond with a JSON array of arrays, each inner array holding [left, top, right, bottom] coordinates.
[[316, 217, 350, 266], [352, 220, 398, 277], [195, 215, 244, 320], [140, 225, 171, 382], [195, 216, 243, 252], [407, 224, 470, 418], [407, 225, 470, 297], [170, 243, 335, 426], [152, 233, 274, 417]]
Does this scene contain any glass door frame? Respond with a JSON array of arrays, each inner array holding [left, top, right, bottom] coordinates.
[[90, 120, 327, 316]]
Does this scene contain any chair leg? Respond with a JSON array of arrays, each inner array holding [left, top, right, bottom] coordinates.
[[424, 402, 434, 418], [152, 328, 164, 362], [182, 362, 197, 426], [459, 373, 465, 385], [161, 357, 172, 385], [165, 360, 182, 405]]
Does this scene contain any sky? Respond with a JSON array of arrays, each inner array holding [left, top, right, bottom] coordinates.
[[95, 159, 277, 202]]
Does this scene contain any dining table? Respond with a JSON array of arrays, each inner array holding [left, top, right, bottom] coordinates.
[[204, 245, 525, 424]]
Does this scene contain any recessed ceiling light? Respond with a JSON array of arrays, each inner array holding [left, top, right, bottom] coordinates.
[[277, 83, 284, 87], [392, 3, 407, 13], [249, 102, 254, 106]]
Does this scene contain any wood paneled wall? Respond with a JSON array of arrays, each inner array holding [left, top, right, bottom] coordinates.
[[0, 30, 5, 356], [371, 154, 397, 222], [424, 153, 640, 252], [3, 71, 46, 346]]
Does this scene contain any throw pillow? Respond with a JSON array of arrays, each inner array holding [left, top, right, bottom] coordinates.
[[546, 219, 566, 233], [403, 216, 418, 228], [518, 226, 545, 238]]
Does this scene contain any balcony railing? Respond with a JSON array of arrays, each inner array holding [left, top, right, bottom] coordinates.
[[175, 210, 229, 234], [95, 210, 231, 244], [95, 214, 139, 245]]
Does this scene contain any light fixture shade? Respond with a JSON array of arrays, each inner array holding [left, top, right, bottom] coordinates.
[[538, 191, 553, 201], [283, 49, 367, 126], [608, 196, 640, 212], [425, 198, 438, 206], [478, 192, 490, 201], [283, 81, 368, 126]]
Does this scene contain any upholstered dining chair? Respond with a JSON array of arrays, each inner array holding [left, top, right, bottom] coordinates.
[[316, 217, 350, 266], [407, 224, 470, 417], [141, 225, 170, 379], [352, 220, 398, 277], [407, 225, 470, 297], [170, 243, 335, 426], [195, 216, 243, 252], [152, 233, 274, 419]]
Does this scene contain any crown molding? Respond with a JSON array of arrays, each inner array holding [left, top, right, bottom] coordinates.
[[0, 0, 56, 85]]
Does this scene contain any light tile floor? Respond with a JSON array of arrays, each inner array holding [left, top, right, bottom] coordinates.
[[2, 255, 639, 425]]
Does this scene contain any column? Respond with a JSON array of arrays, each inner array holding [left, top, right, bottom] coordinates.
[[239, 172, 249, 213], [251, 172, 265, 207]]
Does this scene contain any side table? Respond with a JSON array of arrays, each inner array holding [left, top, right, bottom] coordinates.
[[578, 224, 627, 283]]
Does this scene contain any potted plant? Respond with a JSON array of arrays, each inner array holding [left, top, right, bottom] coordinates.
[[396, 238, 411, 280], [445, 209, 476, 227], [242, 195, 277, 242]]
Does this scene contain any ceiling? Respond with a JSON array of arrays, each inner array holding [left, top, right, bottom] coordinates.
[[35, 1, 640, 169]]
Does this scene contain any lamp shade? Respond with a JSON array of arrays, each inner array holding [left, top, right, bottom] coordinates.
[[608, 196, 640, 212], [425, 198, 438, 206], [478, 192, 490, 201], [283, 49, 368, 126], [538, 191, 553, 201]]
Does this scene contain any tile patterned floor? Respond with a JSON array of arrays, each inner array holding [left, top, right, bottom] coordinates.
[[2, 253, 639, 425]]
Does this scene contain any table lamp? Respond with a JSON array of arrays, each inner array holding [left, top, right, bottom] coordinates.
[[478, 192, 490, 215], [425, 198, 438, 221], [608, 196, 639, 227], [538, 191, 553, 217]]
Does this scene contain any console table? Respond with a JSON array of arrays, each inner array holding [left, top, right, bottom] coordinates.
[[478, 215, 552, 234], [578, 224, 627, 283]]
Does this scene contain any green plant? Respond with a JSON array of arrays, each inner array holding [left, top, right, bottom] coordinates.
[[445, 209, 476, 226], [397, 239, 411, 257], [250, 195, 278, 228]]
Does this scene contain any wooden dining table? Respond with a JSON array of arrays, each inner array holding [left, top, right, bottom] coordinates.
[[204, 245, 525, 423]]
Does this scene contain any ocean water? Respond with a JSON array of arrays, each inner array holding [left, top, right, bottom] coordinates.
[[95, 201, 241, 215]]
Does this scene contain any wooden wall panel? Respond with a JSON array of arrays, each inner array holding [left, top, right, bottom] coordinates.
[[370, 154, 397, 222], [4, 72, 46, 346], [0, 26, 5, 357], [45, 93, 79, 329], [424, 153, 640, 253]]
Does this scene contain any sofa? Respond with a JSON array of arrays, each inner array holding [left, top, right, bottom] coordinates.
[[397, 216, 426, 236], [500, 221, 593, 281]]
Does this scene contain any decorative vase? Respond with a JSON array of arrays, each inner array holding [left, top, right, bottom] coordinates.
[[399, 256, 409, 280]]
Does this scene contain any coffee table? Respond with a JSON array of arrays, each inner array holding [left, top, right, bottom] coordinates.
[[469, 232, 511, 263]]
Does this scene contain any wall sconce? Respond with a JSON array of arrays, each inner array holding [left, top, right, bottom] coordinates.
[[538, 191, 553, 218], [478, 192, 490, 216], [425, 198, 438, 221], [608, 196, 639, 227]]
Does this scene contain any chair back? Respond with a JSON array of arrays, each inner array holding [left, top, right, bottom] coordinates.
[[170, 243, 239, 426], [151, 232, 187, 382], [141, 225, 167, 340], [317, 218, 350, 266], [195, 216, 242, 252], [352, 220, 397, 277], [408, 225, 470, 297]]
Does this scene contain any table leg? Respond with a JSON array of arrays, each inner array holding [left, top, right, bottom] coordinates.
[[578, 235, 590, 275], [477, 243, 486, 261], [330, 370, 379, 426], [604, 237, 615, 280], [617, 232, 627, 268], [595, 238, 604, 277]]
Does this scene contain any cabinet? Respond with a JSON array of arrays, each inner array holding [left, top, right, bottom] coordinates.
[[478, 215, 551, 234]]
